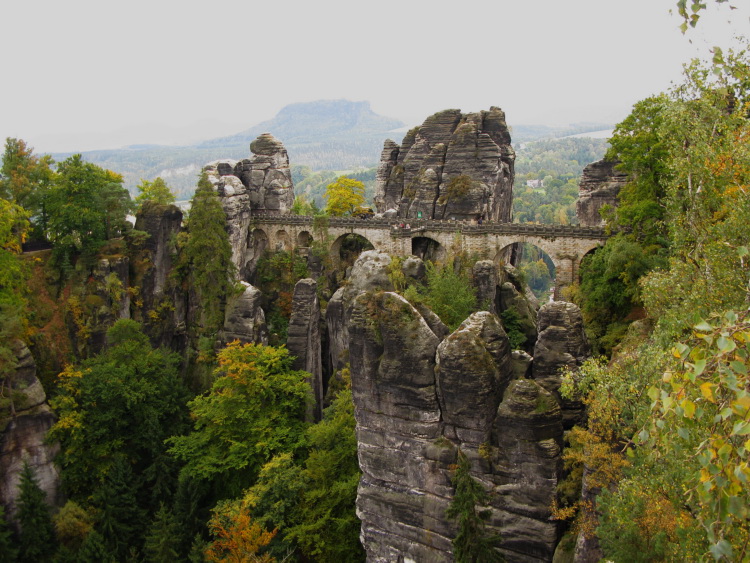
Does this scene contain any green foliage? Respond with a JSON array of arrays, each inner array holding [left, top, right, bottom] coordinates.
[[254, 250, 309, 345], [446, 450, 504, 562], [93, 455, 144, 560], [439, 175, 474, 206], [241, 385, 363, 561], [168, 342, 311, 497], [134, 177, 176, 209], [144, 503, 181, 563], [0, 505, 18, 562], [499, 308, 527, 350], [605, 95, 671, 245], [0, 137, 55, 239], [567, 46, 750, 561], [289, 194, 318, 216], [642, 311, 750, 560], [46, 155, 133, 274], [323, 176, 366, 216], [17, 462, 56, 562], [53, 500, 94, 554], [577, 234, 666, 353], [417, 261, 477, 331], [183, 173, 236, 335], [49, 320, 190, 507]]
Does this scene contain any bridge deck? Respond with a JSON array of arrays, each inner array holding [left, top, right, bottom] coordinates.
[[249, 213, 608, 240]]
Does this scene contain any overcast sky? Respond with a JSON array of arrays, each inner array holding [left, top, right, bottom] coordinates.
[[2, 0, 747, 153]]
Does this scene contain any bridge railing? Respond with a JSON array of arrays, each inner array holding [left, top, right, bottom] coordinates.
[[248, 212, 608, 239]]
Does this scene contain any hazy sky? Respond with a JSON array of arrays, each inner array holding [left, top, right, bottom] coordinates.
[[2, 0, 747, 153]]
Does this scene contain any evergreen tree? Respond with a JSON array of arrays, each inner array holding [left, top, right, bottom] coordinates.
[[183, 172, 236, 335], [0, 505, 18, 562], [143, 503, 181, 563], [94, 455, 143, 561], [76, 530, 114, 563], [17, 462, 55, 563], [446, 450, 503, 563]]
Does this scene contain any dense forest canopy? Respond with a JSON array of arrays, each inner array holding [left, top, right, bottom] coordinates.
[[0, 1, 747, 557]]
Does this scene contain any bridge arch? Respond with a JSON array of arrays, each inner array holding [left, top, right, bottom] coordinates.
[[275, 229, 291, 251], [411, 236, 445, 263], [330, 233, 375, 266], [297, 230, 313, 247]]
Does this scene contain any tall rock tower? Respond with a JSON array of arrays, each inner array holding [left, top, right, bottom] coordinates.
[[203, 133, 295, 280], [374, 107, 515, 222]]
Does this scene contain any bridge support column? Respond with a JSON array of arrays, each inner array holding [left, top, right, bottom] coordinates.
[[554, 256, 578, 300]]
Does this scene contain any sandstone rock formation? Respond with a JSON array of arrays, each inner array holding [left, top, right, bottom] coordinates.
[[575, 159, 628, 227], [0, 341, 61, 522], [287, 278, 323, 420], [532, 301, 590, 428], [340, 252, 565, 562], [133, 202, 188, 349], [374, 107, 515, 221], [204, 134, 295, 280], [221, 282, 268, 346]]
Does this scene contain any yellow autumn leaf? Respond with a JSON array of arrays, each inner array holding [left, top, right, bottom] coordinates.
[[700, 382, 715, 402]]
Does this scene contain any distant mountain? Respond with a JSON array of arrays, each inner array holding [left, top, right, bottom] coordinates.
[[48, 100, 612, 200], [199, 99, 404, 148], [50, 100, 405, 199]]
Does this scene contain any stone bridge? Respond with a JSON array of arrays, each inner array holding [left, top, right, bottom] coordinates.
[[247, 214, 608, 295]]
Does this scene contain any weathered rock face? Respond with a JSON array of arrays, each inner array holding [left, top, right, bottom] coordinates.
[[0, 341, 61, 522], [134, 201, 183, 299], [325, 249, 395, 384], [532, 301, 590, 428], [374, 107, 515, 221], [343, 251, 564, 561], [286, 278, 323, 420], [575, 159, 628, 227], [133, 202, 188, 349], [204, 134, 295, 280], [221, 282, 268, 346]]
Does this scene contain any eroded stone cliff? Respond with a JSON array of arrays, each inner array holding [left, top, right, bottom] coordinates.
[[575, 159, 627, 227], [0, 341, 61, 522], [205, 133, 295, 280], [339, 251, 589, 562], [374, 107, 515, 222]]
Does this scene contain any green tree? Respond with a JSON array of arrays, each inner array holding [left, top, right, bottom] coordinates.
[[93, 455, 143, 561], [134, 177, 176, 209], [168, 342, 311, 498], [323, 176, 365, 216], [143, 503, 181, 563], [0, 505, 18, 562], [0, 200, 30, 418], [0, 138, 55, 238], [284, 387, 363, 561], [49, 320, 190, 506], [17, 462, 56, 563], [406, 260, 477, 331], [53, 500, 94, 553], [46, 155, 132, 273], [182, 173, 236, 335], [446, 450, 503, 563]]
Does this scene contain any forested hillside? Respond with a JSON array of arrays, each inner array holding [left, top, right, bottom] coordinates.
[[1, 3, 747, 557], [556, 44, 750, 561]]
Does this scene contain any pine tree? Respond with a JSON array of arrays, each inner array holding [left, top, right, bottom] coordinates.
[[94, 456, 143, 561], [446, 450, 504, 563], [143, 503, 181, 563], [184, 172, 236, 335], [0, 505, 18, 562], [16, 462, 55, 562]]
